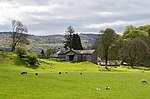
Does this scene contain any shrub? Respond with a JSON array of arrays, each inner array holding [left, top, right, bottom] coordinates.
[[15, 45, 27, 58], [27, 53, 37, 65], [0, 51, 7, 58]]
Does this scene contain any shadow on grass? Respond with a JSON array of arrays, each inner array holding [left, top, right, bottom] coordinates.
[[14, 57, 39, 69]]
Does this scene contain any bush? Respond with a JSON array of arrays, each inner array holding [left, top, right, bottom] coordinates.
[[27, 53, 37, 65], [15, 45, 27, 58], [0, 51, 7, 58]]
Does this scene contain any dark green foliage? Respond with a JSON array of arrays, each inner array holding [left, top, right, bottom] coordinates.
[[64, 26, 83, 50], [120, 38, 149, 67], [98, 28, 117, 66], [15, 45, 27, 58], [64, 26, 74, 50], [120, 25, 150, 67], [72, 34, 83, 50], [27, 53, 37, 65], [108, 35, 121, 60]]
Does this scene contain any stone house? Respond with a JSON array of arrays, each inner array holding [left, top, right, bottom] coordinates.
[[56, 50, 97, 63]]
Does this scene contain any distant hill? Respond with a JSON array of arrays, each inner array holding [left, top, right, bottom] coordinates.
[[0, 32, 99, 52]]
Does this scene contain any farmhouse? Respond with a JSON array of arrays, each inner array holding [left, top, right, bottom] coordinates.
[[55, 50, 97, 63]]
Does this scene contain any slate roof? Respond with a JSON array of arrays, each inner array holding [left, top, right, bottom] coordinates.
[[58, 50, 95, 55]]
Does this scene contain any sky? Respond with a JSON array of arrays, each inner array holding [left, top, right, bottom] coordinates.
[[0, 0, 150, 35]]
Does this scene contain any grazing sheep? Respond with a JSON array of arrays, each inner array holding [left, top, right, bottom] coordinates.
[[141, 79, 147, 84], [52, 66, 55, 69], [96, 88, 101, 91], [98, 68, 101, 71], [21, 71, 27, 75], [80, 73, 83, 75], [65, 71, 68, 74], [59, 72, 61, 74], [105, 86, 110, 90], [37, 62, 41, 65], [35, 73, 38, 75]]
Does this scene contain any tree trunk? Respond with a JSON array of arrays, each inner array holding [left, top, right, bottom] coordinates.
[[11, 44, 15, 52], [130, 61, 134, 68], [105, 50, 108, 67]]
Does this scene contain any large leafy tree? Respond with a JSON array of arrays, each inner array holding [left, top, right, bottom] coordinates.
[[11, 20, 29, 52], [120, 38, 149, 67], [99, 28, 117, 67], [122, 30, 149, 41]]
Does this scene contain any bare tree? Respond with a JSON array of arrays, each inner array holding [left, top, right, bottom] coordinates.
[[11, 20, 29, 51]]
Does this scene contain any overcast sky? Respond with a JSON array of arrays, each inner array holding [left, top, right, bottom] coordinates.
[[0, 0, 150, 35]]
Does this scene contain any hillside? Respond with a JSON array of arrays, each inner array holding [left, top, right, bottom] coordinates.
[[0, 32, 98, 52], [1, 52, 150, 99]]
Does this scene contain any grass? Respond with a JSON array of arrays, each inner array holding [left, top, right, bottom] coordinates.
[[0, 53, 150, 99]]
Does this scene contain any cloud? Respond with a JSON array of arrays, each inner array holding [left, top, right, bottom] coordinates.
[[0, 0, 150, 35], [84, 21, 133, 29]]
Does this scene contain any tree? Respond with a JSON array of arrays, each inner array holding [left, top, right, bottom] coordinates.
[[45, 48, 56, 59], [15, 45, 27, 58], [64, 26, 83, 50], [98, 28, 117, 67], [41, 49, 45, 58], [11, 20, 29, 52], [108, 34, 121, 60], [27, 53, 37, 65], [122, 30, 149, 41], [138, 25, 150, 32], [72, 34, 83, 50], [64, 26, 75, 50], [120, 38, 149, 67], [125, 25, 136, 31]]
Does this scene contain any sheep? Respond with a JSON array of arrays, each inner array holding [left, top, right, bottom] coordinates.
[[141, 70, 144, 73], [105, 86, 110, 90], [65, 71, 68, 74], [141, 79, 147, 84], [96, 88, 101, 91], [80, 73, 83, 75], [21, 71, 27, 75], [59, 72, 61, 74], [50, 70, 53, 72], [35, 73, 38, 75], [37, 62, 41, 65]]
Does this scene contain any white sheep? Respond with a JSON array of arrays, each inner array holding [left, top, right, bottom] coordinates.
[[96, 88, 101, 91], [105, 86, 110, 90]]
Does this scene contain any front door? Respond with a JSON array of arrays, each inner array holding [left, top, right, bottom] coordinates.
[[69, 55, 74, 61]]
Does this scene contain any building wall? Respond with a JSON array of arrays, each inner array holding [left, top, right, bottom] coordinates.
[[58, 54, 66, 61], [91, 51, 98, 63], [58, 50, 97, 63]]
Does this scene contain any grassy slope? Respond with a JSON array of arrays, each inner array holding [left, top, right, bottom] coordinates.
[[0, 53, 150, 99]]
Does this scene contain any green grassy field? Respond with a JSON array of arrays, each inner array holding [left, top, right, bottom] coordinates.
[[0, 53, 150, 99]]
